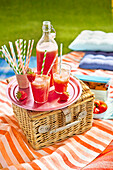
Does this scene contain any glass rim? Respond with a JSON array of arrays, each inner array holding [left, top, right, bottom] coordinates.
[[26, 72, 50, 76], [57, 62, 72, 70], [35, 74, 50, 78], [56, 62, 71, 67]]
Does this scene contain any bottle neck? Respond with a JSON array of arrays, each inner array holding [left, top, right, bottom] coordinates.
[[42, 30, 51, 41]]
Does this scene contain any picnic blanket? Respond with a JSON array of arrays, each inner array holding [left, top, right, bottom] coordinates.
[[0, 51, 113, 169]]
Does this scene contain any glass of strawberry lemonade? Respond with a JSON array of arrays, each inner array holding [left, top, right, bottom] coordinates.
[[53, 63, 71, 94], [28, 74, 50, 103]]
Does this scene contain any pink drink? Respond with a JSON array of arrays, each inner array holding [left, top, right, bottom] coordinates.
[[53, 70, 70, 94], [31, 75, 50, 103], [36, 42, 58, 86], [53, 63, 71, 94]]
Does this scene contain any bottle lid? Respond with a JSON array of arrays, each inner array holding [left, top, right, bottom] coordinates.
[[42, 21, 51, 32]]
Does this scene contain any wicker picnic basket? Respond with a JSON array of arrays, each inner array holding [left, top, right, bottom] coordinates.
[[12, 79, 94, 150]]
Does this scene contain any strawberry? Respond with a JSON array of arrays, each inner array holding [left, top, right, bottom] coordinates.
[[93, 100, 107, 114], [16, 91, 27, 101], [99, 103, 107, 113], [60, 92, 69, 101], [94, 100, 100, 107], [93, 107, 100, 114], [27, 71, 36, 83]]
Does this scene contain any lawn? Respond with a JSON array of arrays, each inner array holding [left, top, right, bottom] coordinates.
[[0, 0, 112, 56]]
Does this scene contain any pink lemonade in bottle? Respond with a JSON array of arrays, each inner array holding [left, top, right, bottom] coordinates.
[[31, 75, 50, 103], [36, 21, 58, 86], [36, 42, 58, 86]]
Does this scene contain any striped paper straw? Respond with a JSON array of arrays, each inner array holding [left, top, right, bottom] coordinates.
[[60, 43, 63, 74], [15, 40, 23, 74], [25, 40, 31, 71], [23, 40, 26, 67], [2, 46, 10, 60], [25, 39, 34, 72], [2, 45, 18, 73], [19, 39, 23, 58], [9, 41, 17, 67], [19, 39, 25, 74], [3, 45, 12, 61], [41, 50, 47, 75], [1, 48, 17, 73], [47, 53, 57, 75]]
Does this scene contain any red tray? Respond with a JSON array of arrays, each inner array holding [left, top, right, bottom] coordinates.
[[7, 76, 82, 111]]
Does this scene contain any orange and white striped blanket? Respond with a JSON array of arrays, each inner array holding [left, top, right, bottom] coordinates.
[[0, 51, 113, 169]]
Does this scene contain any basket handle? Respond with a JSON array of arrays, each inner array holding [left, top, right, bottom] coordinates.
[[50, 110, 87, 134]]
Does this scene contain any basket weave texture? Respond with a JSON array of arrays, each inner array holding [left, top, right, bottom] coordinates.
[[12, 79, 94, 150]]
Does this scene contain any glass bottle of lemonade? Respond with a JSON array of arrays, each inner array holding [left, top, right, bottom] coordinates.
[[36, 21, 58, 86]]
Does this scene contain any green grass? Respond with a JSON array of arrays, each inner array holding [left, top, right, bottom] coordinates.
[[0, 0, 112, 56]]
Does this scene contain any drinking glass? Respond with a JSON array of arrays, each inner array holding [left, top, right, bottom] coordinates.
[[16, 74, 29, 89], [30, 74, 50, 103], [53, 63, 71, 94]]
